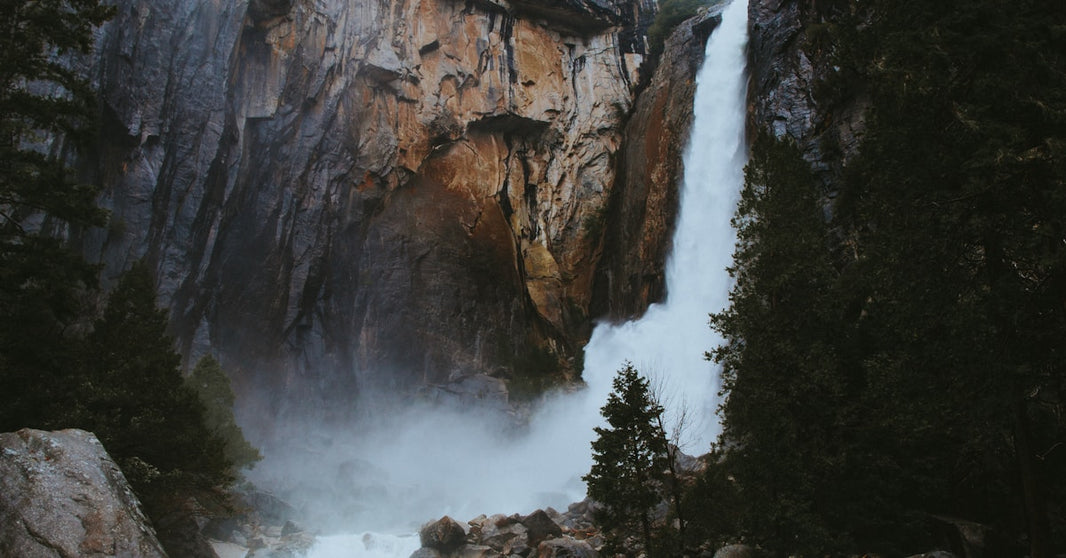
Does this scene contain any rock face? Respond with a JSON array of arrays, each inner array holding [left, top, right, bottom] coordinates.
[[81, 0, 657, 423], [747, 0, 866, 185], [593, 7, 722, 320], [0, 428, 166, 558]]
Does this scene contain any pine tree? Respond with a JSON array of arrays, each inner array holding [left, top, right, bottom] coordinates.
[[79, 261, 231, 498], [696, 1, 1066, 554], [830, 0, 1066, 552], [187, 355, 262, 471], [0, 0, 113, 430], [706, 131, 861, 555], [584, 362, 670, 554]]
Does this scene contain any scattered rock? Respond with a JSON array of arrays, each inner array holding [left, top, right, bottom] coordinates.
[[0, 428, 167, 558]]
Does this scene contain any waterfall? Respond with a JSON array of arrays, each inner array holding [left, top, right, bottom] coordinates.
[[581, 0, 749, 452], [299, 2, 749, 555]]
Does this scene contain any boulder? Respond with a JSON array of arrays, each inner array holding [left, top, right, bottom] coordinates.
[[153, 502, 220, 558], [0, 428, 167, 557], [421, 515, 468, 553], [713, 544, 761, 558], [521, 509, 563, 547], [537, 537, 598, 558], [457, 544, 502, 558]]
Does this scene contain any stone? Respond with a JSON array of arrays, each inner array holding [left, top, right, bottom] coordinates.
[[410, 548, 443, 558], [238, 487, 297, 524], [713, 544, 761, 558], [521, 509, 563, 547], [457, 544, 502, 558], [481, 516, 529, 551], [420, 515, 468, 553], [153, 503, 219, 558], [0, 428, 167, 558], [203, 515, 240, 541], [537, 537, 598, 558]]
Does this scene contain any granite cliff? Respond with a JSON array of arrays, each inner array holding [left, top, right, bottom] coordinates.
[[78, 0, 841, 427], [82, 0, 661, 424], [747, 0, 865, 185]]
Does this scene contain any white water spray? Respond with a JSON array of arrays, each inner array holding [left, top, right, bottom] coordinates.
[[293, 2, 750, 555]]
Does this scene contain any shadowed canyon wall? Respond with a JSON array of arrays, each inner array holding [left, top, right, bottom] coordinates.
[[747, 0, 865, 184]]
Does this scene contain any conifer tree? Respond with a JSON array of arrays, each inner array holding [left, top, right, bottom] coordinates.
[[706, 131, 859, 555], [0, 0, 113, 431], [584, 362, 670, 553], [80, 261, 231, 498], [696, 1, 1066, 554], [187, 355, 262, 471]]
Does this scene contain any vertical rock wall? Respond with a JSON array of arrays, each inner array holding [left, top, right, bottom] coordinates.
[[747, 0, 865, 184], [83, 0, 656, 423]]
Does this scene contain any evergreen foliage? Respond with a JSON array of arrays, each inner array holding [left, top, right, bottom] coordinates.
[[187, 355, 262, 471], [78, 262, 232, 499], [698, 0, 1066, 555], [584, 363, 670, 554], [705, 132, 863, 555], [0, 0, 113, 431]]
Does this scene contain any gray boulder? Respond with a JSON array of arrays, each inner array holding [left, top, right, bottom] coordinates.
[[421, 515, 468, 553], [0, 428, 167, 557], [521, 509, 563, 547]]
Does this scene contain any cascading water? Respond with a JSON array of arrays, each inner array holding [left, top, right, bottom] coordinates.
[[580, 0, 749, 452], [297, 1, 750, 555]]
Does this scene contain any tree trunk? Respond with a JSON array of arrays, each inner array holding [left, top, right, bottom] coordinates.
[[1014, 398, 1050, 558]]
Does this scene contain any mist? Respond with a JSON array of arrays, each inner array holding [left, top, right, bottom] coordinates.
[[246, 0, 749, 555]]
